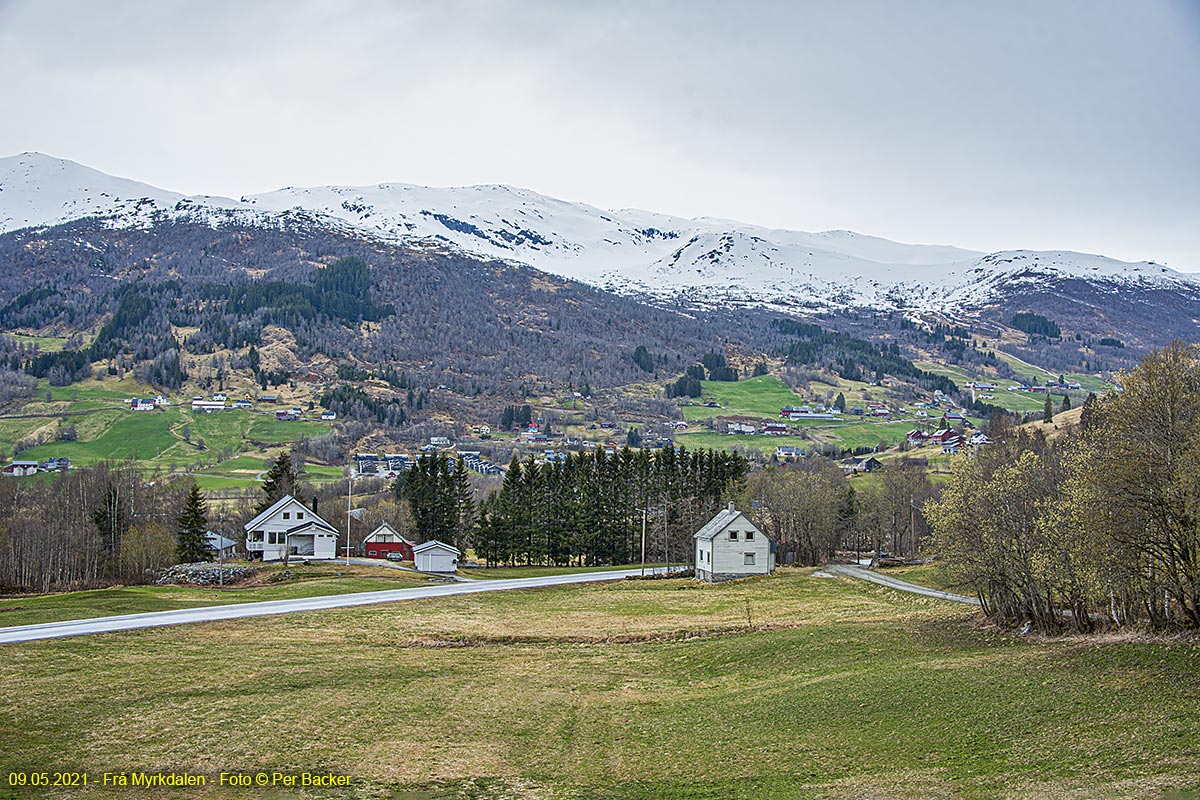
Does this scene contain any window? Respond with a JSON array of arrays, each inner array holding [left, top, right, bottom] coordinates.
[[297, 512, 304, 520], [745, 531, 754, 540], [368, 550, 377, 556], [282, 512, 290, 520], [744, 553, 756, 566], [729, 530, 738, 540]]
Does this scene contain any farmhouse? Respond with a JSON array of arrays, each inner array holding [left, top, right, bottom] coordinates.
[[775, 445, 803, 461], [413, 540, 460, 573], [3, 460, 39, 476], [694, 503, 775, 582], [906, 429, 929, 444], [840, 455, 883, 474], [361, 522, 414, 560], [244, 495, 339, 561], [192, 400, 227, 413]]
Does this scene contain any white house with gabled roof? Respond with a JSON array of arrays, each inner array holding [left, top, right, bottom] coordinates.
[[243, 494, 339, 561], [694, 502, 775, 582]]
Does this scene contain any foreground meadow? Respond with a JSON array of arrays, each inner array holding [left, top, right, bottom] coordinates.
[[2, 570, 1198, 799]]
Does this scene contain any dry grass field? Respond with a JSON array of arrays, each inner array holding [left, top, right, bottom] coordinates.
[[2, 570, 1199, 799]]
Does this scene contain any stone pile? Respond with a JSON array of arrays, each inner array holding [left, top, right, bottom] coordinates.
[[155, 562, 258, 586]]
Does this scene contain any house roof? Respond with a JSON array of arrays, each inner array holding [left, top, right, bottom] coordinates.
[[413, 540, 461, 555], [285, 518, 340, 536], [205, 531, 239, 550], [243, 494, 335, 533], [693, 505, 759, 541], [364, 522, 414, 544]]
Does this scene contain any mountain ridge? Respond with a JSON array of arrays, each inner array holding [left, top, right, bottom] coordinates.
[[1, 151, 1193, 316]]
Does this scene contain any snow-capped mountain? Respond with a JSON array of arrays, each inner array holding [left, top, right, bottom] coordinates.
[[1, 151, 1193, 314]]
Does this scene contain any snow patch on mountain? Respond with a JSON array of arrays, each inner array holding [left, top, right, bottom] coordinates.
[[1, 151, 1194, 314]]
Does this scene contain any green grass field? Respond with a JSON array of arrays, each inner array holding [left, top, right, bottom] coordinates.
[[2, 333, 73, 352], [0, 375, 331, 480], [681, 375, 805, 420], [676, 431, 811, 457], [1, 570, 1197, 799]]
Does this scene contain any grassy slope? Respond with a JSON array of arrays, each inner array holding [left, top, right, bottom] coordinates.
[[0, 376, 331, 487], [2, 571, 1198, 799], [677, 375, 950, 453]]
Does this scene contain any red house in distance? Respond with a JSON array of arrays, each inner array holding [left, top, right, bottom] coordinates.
[[361, 522, 415, 560]]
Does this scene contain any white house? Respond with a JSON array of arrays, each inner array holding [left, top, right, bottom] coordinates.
[[694, 503, 775, 582], [243, 495, 339, 561], [413, 540, 460, 573]]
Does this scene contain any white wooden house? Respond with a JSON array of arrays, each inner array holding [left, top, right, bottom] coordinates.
[[413, 540, 460, 573], [694, 503, 775, 582], [243, 495, 339, 561]]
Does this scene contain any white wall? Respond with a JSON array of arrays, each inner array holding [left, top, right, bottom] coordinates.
[[415, 548, 458, 572], [710, 523, 771, 576]]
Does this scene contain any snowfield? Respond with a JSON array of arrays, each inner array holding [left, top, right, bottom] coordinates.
[[2, 151, 1193, 313]]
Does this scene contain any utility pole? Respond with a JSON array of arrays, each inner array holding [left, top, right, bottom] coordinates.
[[640, 507, 647, 578], [346, 475, 353, 566]]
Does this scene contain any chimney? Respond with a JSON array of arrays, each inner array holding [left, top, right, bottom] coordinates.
[[728, 501, 735, 511], [312, 495, 319, 514]]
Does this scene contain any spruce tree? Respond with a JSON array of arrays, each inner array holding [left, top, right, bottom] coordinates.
[[1043, 396, 1054, 424], [1061, 394, 1071, 412], [258, 451, 299, 512], [176, 482, 212, 563]]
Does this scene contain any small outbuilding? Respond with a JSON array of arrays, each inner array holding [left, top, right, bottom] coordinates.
[[205, 531, 240, 561], [413, 540, 460, 573], [362, 522, 415, 561], [694, 502, 775, 582]]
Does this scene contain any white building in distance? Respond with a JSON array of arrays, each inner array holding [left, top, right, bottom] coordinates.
[[413, 540, 461, 573], [694, 503, 775, 582]]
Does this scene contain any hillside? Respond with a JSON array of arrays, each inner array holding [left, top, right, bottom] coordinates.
[[3, 152, 1197, 323], [0, 152, 1181, 474]]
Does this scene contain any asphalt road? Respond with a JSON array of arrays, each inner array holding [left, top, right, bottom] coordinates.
[[825, 563, 981, 605], [0, 568, 672, 645]]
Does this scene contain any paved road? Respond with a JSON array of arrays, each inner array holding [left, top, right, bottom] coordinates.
[[825, 564, 981, 605], [0, 568, 671, 645]]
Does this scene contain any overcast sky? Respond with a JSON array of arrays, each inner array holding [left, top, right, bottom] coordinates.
[[2, 0, 1198, 268]]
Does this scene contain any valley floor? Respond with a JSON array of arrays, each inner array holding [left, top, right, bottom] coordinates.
[[2, 570, 1198, 799]]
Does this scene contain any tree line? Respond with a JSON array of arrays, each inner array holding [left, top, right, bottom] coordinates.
[[396, 446, 750, 567], [0, 461, 238, 592], [929, 342, 1200, 631]]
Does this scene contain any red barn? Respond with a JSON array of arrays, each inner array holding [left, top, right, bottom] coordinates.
[[361, 522, 415, 560]]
